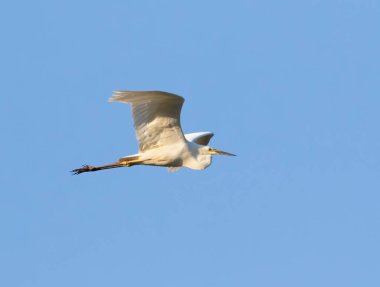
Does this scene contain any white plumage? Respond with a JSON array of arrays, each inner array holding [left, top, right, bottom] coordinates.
[[184, 132, 214, 146], [72, 91, 235, 174]]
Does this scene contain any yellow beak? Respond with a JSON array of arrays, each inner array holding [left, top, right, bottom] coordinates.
[[211, 148, 236, 156]]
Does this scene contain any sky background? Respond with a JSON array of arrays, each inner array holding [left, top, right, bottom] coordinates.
[[1, 1, 379, 286]]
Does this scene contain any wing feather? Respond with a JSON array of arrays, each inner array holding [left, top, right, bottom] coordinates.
[[184, 132, 214, 145], [109, 91, 186, 152]]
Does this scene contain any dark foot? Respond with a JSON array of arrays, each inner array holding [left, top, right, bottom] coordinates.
[[71, 165, 97, 175]]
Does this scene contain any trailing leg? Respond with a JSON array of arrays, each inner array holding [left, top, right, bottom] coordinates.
[[71, 155, 142, 175]]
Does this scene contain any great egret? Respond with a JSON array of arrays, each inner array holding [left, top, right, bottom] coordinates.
[[72, 91, 235, 174]]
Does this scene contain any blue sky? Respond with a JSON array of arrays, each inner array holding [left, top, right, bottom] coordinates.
[[1, 1, 379, 286]]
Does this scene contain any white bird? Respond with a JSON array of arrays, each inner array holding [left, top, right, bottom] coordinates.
[[72, 91, 235, 174]]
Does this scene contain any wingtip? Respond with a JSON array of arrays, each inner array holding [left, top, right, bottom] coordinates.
[[108, 90, 184, 103], [108, 90, 127, 102]]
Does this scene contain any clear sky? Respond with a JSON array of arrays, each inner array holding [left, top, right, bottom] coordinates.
[[1, 1, 379, 286]]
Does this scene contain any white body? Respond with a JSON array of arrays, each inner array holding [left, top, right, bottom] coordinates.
[[72, 91, 234, 175], [134, 140, 212, 170]]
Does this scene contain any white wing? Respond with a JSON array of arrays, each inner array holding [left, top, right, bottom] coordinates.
[[109, 91, 186, 152], [185, 132, 214, 145]]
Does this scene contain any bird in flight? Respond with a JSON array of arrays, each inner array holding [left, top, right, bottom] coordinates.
[[72, 91, 235, 174]]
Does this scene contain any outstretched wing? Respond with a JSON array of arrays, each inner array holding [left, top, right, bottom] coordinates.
[[109, 91, 186, 152], [184, 132, 214, 145]]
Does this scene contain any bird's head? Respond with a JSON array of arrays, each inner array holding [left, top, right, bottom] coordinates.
[[200, 146, 236, 156]]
